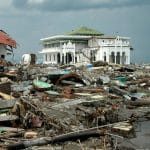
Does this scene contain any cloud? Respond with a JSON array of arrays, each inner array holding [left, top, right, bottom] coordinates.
[[28, 0, 46, 5], [0, 0, 12, 8], [12, 0, 150, 12]]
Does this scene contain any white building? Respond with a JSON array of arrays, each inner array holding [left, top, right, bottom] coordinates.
[[40, 27, 132, 65]]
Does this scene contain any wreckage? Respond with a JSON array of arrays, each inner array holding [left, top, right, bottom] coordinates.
[[0, 61, 150, 150]]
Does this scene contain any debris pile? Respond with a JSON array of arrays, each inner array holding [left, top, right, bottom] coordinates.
[[0, 61, 150, 149]]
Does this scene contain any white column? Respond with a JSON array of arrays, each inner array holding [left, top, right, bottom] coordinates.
[[120, 42, 123, 65], [64, 52, 66, 64], [79, 54, 81, 63], [55, 53, 58, 64], [106, 51, 109, 63], [74, 51, 75, 64], [49, 53, 51, 63], [53, 53, 55, 63], [77, 55, 79, 63], [126, 49, 130, 64], [43, 53, 46, 63], [99, 47, 102, 61], [47, 53, 49, 63]]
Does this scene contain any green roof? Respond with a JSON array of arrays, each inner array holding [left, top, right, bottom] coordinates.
[[66, 26, 104, 36]]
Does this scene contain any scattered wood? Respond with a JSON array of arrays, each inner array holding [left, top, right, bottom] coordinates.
[[0, 127, 24, 133], [111, 122, 133, 136], [125, 100, 150, 107], [0, 92, 15, 100], [24, 131, 38, 139], [20, 97, 69, 130], [6, 130, 104, 150], [109, 86, 128, 96]]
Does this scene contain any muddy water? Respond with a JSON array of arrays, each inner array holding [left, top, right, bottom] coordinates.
[[131, 120, 150, 149]]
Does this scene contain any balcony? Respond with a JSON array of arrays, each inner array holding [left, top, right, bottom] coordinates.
[[40, 47, 61, 53], [99, 41, 130, 47]]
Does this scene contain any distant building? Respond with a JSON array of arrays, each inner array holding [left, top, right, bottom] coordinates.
[[0, 30, 17, 60], [40, 27, 132, 65]]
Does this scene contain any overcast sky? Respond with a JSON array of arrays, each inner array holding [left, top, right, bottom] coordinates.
[[1, 0, 150, 63]]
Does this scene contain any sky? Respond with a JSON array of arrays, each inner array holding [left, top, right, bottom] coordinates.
[[0, 0, 150, 63]]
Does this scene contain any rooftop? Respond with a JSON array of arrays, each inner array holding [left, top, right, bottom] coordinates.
[[40, 35, 91, 41], [66, 26, 104, 36], [0, 30, 17, 48]]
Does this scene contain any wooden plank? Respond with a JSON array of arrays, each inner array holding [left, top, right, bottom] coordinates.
[[0, 92, 15, 100], [0, 127, 24, 133]]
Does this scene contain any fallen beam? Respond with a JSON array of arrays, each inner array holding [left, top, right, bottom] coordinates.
[[125, 100, 150, 107], [6, 131, 104, 150]]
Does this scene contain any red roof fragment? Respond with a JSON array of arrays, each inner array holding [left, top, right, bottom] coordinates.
[[0, 30, 17, 48]]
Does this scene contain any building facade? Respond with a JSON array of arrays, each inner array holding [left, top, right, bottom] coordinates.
[[0, 30, 17, 59], [40, 27, 132, 65]]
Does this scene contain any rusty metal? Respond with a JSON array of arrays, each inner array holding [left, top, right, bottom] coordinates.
[[61, 86, 75, 99]]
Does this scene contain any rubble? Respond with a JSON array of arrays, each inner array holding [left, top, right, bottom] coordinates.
[[0, 61, 150, 149]]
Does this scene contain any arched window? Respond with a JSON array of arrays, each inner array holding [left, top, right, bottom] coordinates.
[[57, 53, 60, 64], [90, 50, 96, 62], [110, 52, 115, 63], [65, 52, 72, 64], [122, 52, 126, 64], [104, 52, 106, 62], [49, 54, 51, 61], [116, 52, 121, 64]]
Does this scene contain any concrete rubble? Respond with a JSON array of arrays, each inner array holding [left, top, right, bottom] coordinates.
[[0, 61, 150, 150]]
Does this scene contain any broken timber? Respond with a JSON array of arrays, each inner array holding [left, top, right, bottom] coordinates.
[[5, 120, 129, 150], [6, 130, 104, 150], [20, 97, 69, 130]]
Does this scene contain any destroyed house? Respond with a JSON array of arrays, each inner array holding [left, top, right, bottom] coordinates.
[[0, 30, 17, 59], [40, 27, 132, 65]]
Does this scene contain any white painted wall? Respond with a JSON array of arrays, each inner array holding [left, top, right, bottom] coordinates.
[[41, 36, 131, 65]]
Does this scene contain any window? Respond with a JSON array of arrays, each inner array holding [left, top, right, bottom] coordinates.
[[122, 52, 126, 64], [45, 54, 48, 61], [90, 50, 96, 62], [116, 52, 121, 64], [1, 55, 5, 59], [111, 52, 115, 63], [104, 52, 106, 62], [49, 54, 51, 61]]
